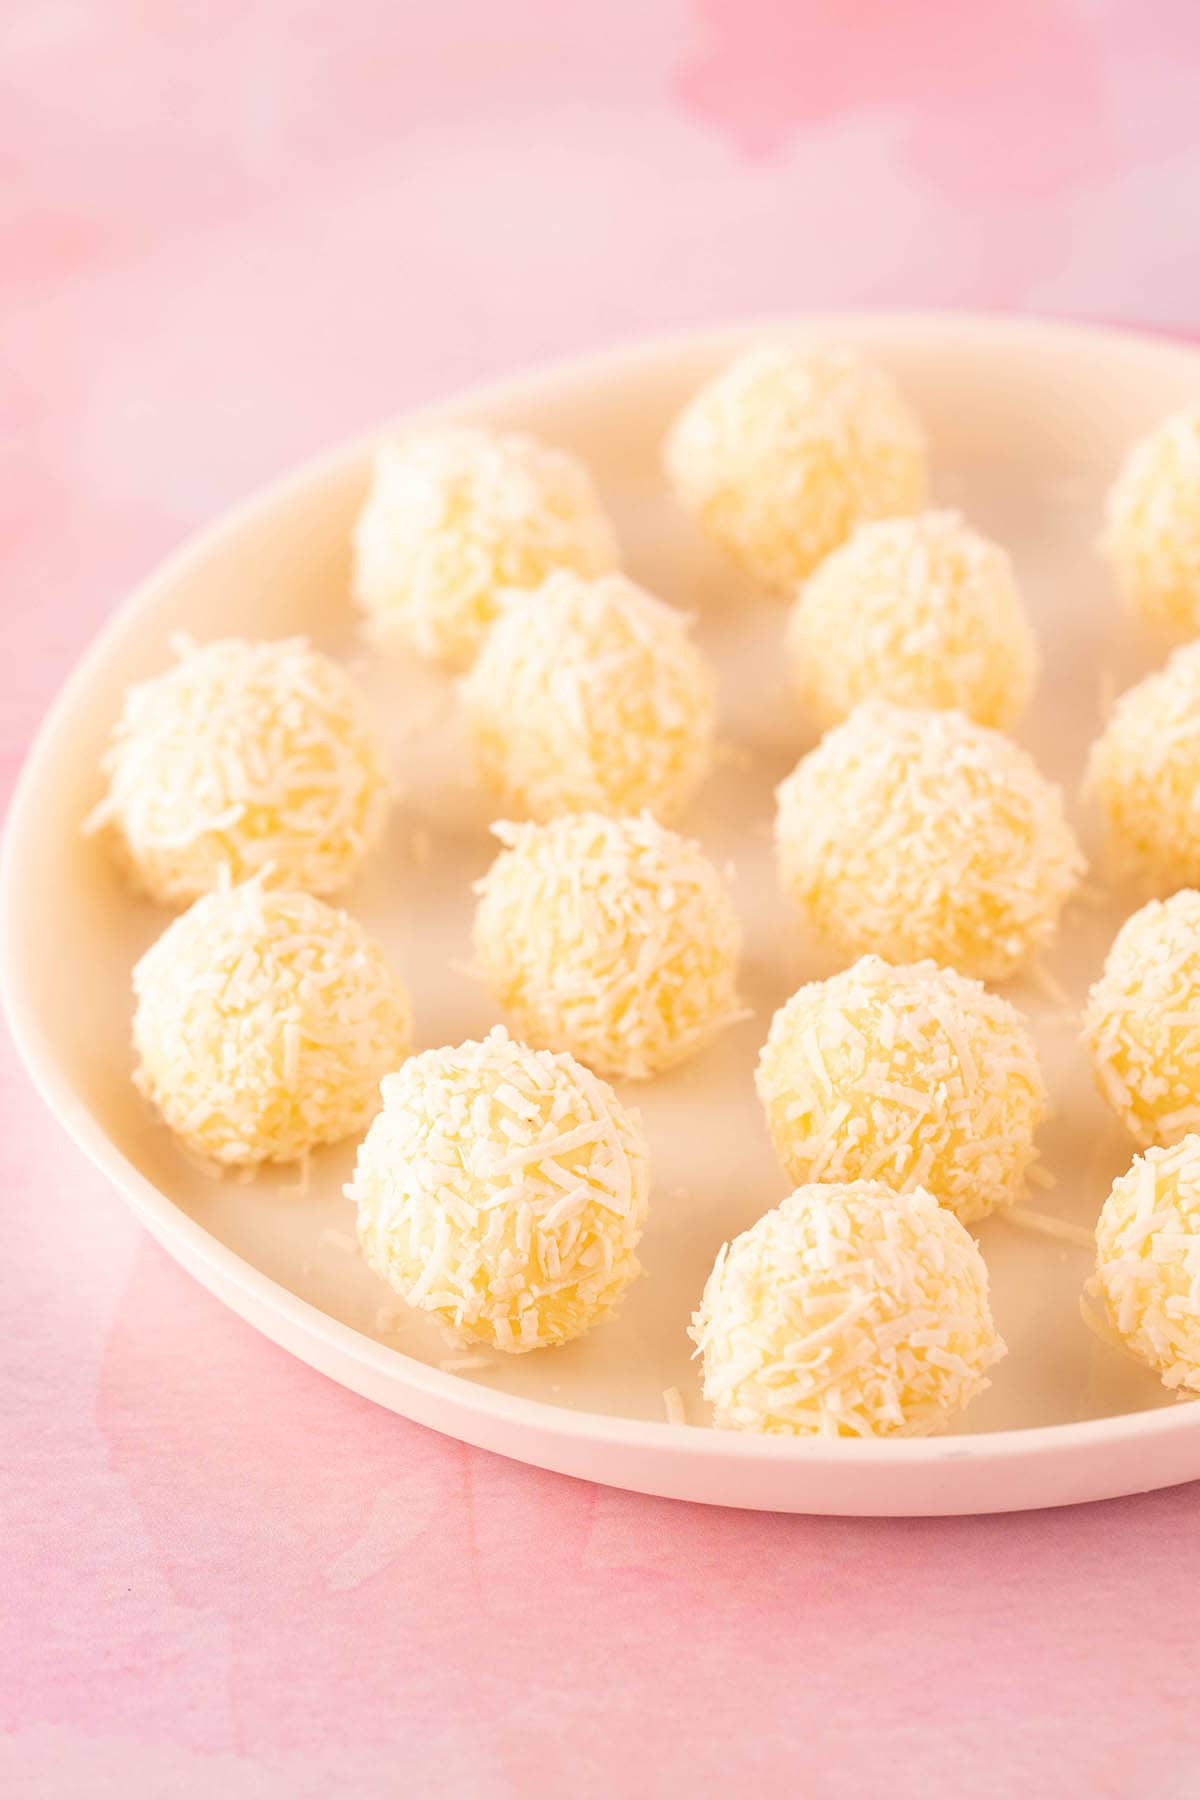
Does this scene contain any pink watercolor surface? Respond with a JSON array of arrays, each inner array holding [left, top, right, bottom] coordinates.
[[6, 2, 1200, 1794]]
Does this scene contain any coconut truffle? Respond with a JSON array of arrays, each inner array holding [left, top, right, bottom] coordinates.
[[690, 1181, 1004, 1437], [1092, 1136, 1200, 1393], [1087, 642, 1200, 889], [664, 343, 927, 589], [85, 636, 390, 907], [460, 570, 715, 821], [474, 812, 743, 1079], [1102, 408, 1200, 634], [756, 957, 1047, 1223], [133, 881, 411, 1167], [787, 510, 1039, 729], [348, 1027, 649, 1351], [1083, 890, 1200, 1146], [351, 425, 619, 668], [775, 702, 1083, 979]]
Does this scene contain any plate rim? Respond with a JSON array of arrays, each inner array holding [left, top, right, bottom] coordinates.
[[7, 307, 1200, 1486]]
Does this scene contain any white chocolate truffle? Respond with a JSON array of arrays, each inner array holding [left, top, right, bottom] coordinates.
[[473, 812, 743, 1079], [664, 343, 927, 589], [1087, 642, 1200, 889], [787, 510, 1038, 728], [1092, 1136, 1200, 1393], [133, 881, 411, 1167], [1083, 890, 1200, 1146], [1102, 408, 1200, 634], [351, 426, 619, 668], [460, 570, 715, 821], [86, 637, 390, 907], [756, 956, 1046, 1223], [775, 702, 1083, 979], [348, 1027, 650, 1351], [690, 1181, 1004, 1437]]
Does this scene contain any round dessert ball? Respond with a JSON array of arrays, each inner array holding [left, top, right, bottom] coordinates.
[[1087, 642, 1200, 889], [1083, 890, 1200, 1146], [351, 425, 619, 668], [664, 343, 927, 589], [1102, 408, 1200, 634], [774, 702, 1084, 979], [133, 881, 412, 1167], [787, 510, 1039, 729], [347, 1027, 650, 1352], [690, 1180, 1004, 1437], [756, 956, 1047, 1223], [86, 636, 390, 907], [1092, 1135, 1200, 1393], [460, 570, 715, 821], [473, 812, 743, 1079]]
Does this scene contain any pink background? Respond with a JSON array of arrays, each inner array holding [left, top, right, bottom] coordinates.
[[6, 3, 1200, 1793]]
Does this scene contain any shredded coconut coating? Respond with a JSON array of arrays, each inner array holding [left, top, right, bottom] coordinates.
[[1083, 890, 1200, 1146], [86, 637, 390, 907], [664, 344, 927, 590], [133, 882, 412, 1167], [1093, 1135, 1200, 1393], [690, 1180, 1004, 1437], [351, 425, 619, 668], [756, 956, 1047, 1223], [348, 1027, 649, 1351], [1087, 642, 1200, 889], [775, 702, 1084, 979], [473, 812, 743, 1079], [787, 510, 1039, 729], [1102, 408, 1200, 634], [460, 570, 715, 821]]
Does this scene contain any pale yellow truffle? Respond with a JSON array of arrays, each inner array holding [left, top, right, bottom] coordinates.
[[787, 510, 1038, 728], [86, 637, 390, 907], [690, 1180, 1004, 1437], [1102, 408, 1200, 634], [347, 1027, 649, 1351], [1087, 642, 1200, 889], [1083, 890, 1200, 1146], [756, 956, 1047, 1223], [1092, 1135, 1200, 1393], [351, 425, 619, 668], [133, 881, 412, 1167], [664, 343, 927, 589], [460, 570, 715, 821], [775, 702, 1083, 979], [473, 812, 743, 1079]]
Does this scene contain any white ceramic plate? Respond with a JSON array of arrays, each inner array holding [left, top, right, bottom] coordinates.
[[8, 314, 1200, 1516]]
